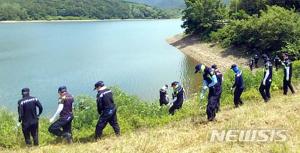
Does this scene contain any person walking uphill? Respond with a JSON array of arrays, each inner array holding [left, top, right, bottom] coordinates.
[[259, 55, 273, 102], [18, 88, 43, 146], [254, 54, 259, 68], [274, 55, 281, 71], [94, 81, 120, 140], [211, 64, 223, 113], [195, 64, 218, 121], [49, 86, 73, 144], [159, 85, 169, 106], [231, 64, 245, 108], [282, 54, 295, 95], [169, 81, 185, 115]]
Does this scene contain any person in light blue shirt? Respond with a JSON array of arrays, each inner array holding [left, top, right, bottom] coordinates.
[[195, 64, 218, 121], [231, 64, 245, 108]]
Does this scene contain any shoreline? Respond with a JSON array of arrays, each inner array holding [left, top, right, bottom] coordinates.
[[167, 34, 248, 71], [0, 18, 180, 24]]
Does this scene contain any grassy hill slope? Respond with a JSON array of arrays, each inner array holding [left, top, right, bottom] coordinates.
[[4, 89, 300, 153]]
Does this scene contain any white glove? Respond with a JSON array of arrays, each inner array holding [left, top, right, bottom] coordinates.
[[203, 86, 208, 90], [263, 81, 266, 86], [16, 123, 21, 127], [200, 93, 205, 100], [49, 117, 55, 123]]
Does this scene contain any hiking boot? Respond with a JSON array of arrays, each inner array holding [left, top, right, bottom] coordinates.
[[264, 98, 270, 103], [62, 133, 72, 144], [208, 117, 215, 122]]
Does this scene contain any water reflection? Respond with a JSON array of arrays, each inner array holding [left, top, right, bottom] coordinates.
[[179, 55, 201, 98]]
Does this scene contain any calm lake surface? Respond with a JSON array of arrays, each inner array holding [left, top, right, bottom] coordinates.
[[0, 19, 200, 115]]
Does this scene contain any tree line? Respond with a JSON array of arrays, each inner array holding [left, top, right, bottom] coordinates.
[[0, 0, 182, 21], [182, 0, 300, 58]]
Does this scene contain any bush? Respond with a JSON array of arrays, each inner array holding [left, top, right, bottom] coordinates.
[[211, 6, 300, 56], [182, 0, 227, 37]]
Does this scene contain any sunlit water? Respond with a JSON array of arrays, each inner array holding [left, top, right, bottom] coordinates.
[[0, 19, 200, 115]]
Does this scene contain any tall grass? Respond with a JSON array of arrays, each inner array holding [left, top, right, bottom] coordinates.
[[0, 61, 299, 148]]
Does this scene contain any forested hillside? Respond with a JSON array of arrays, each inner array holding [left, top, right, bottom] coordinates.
[[126, 0, 185, 8], [126, 0, 230, 8], [0, 0, 181, 21]]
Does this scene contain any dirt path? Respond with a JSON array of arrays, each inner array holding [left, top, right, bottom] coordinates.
[[167, 34, 249, 71]]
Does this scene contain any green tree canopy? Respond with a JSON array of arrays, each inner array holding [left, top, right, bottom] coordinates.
[[211, 6, 300, 56], [181, 0, 227, 36], [0, 0, 181, 21]]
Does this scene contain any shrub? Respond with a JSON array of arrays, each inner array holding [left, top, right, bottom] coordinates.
[[182, 0, 227, 37], [211, 6, 300, 56]]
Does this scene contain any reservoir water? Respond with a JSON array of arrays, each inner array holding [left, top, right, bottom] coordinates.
[[0, 19, 200, 115]]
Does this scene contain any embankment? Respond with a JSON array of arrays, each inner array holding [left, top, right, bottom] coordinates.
[[167, 34, 249, 71], [3, 91, 300, 153]]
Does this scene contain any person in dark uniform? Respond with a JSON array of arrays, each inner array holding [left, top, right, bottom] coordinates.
[[18, 88, 43, 146], [281, 54, 296, 95], [274, 54, 281, 71], [211, 64, 223, 113], [169, 81, 185, 115], [249, 57, 255, 71], [94, 81, 120, 140], [259, 55, 273, 102], [254, 54, 259, 68], [49, 86, 73, 144], [231, 64, 245, 108], [195, 64, 218, 121], [159, 85, 169, 106]]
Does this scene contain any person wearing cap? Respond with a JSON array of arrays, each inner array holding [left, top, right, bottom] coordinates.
[[274, 54, 281, 71], [230, 64, 245, 108], [169, 81, 185, 115], [18, 88, 43, 146], [94, 81, 120, 140], [211, 64, 223, 113], [249, 57, 255, 71], [48, 86, 73, 144], [281, 54, 295, 95], [195, 64, 218, 121], [254, 54, 259, 68], [259, 55, 273, 102], [159, 85, 169, 106]]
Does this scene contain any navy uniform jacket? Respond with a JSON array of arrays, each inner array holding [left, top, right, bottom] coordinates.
[[232, 72, 244, 89], [96, 88, 116, 115], [172, 87, 184, 107], [59, 92, 74, 119], [263, 61, 273, 83], [283, 60, 293, 81], [18, 96, 43, 127]]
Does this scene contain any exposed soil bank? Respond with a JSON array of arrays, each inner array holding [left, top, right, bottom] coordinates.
[[167, 34, 249, 71]]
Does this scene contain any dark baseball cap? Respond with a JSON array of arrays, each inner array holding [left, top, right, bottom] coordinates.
[[171, 81, 179, 87], [94, 81, 105, 90], [58, 86, 67, 93], [231, 64, 237, 69], [195, 64, 202, 73], [21, 88, 30, 95], [211, 64, 217, 69]]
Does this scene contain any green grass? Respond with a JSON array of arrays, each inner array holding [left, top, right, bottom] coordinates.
[[1, 61, 299, 149]]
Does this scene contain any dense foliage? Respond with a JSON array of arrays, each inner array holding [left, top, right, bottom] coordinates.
[[1, 60, 300, 148], [211, 6, 300, 56], [126, 0, 186, 8], [0, 0, 181, 21], [230, 0, 300, 16], [182, 0, 227, 36], [182, 0, 300, 57]]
